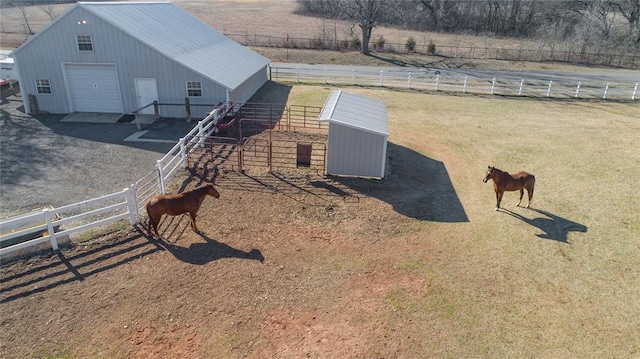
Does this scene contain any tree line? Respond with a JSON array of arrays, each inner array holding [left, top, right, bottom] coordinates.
[[294, 0, 640, 56]]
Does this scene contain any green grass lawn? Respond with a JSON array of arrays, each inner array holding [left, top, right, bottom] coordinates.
[[285, 83, 640, 357]]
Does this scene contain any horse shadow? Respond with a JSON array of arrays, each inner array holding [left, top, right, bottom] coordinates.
[[331, 142, 468, 222], [147, 216, 264, 265], [152, 227, 264, 265], [501, 208, 587, 243]]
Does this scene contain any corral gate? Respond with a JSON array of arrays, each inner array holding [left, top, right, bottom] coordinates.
[[186, 135, 326, 174], [186, 136, 241, 171]]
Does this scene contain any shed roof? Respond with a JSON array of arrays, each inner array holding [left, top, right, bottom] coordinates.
[[318, 90, 389, 136], [13, 2, 270, 91]]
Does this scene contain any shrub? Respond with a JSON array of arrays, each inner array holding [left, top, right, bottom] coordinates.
[[310, 36, 324, 49], [374, 35, 385, 51], [405, 36, 416, 52], [427, 40, 436, 55], [350, 36, 361, 50]]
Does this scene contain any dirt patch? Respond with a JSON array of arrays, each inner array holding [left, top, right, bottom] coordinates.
[[0, 160, 435, 358]]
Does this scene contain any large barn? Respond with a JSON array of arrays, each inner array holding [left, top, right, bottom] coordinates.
[[10, 1, 270, 118]]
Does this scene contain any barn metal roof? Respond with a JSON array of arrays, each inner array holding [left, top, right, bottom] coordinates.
[[82, 2, 270, 90], [16, 2, 270, 91], [318, 90, 389, 136]]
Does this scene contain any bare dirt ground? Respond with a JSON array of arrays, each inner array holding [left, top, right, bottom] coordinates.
[[1, 142, 452, 358]]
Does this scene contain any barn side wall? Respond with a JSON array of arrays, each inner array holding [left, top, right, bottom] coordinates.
[[229, 67, 268, 105], [13, 6, 229, 117], [326, 123, 386, 178]]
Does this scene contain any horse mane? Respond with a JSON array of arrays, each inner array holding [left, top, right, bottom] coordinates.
[[192, 185, 210, 195], [493, 167, 508, 176]]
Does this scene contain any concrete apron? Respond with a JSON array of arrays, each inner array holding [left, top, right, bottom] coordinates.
[[61, 112, 156, 125]]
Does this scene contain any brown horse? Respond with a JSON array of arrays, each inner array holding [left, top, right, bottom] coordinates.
[[483, 166, 535, 211], [146, 184, 220, 237]]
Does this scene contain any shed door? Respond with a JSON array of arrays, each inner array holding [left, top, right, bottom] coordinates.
[[65, 64, 122, 113]]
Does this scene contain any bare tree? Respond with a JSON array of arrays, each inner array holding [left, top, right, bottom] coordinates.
[[296, 0, 398, 55], [340, 0, 398, 55], [417, 0, 460, 32], [11, 1, 35, 34], [569, 0, 617, 55], [40, 3, 59, 21], [611, 0, 640, 43]]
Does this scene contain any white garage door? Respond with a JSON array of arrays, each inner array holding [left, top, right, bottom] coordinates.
[[65, 64, 123, 113]]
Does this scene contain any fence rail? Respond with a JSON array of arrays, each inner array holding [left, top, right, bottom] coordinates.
[[0, 107, 224, 256], [0, 100, 330, 256], [270, 65, 639, 101], [0, 188, 136, 256], [227, 33, 640, 69]]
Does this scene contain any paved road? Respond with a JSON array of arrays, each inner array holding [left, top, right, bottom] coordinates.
[[273, 62, 640, 84], [0, 92, 197, 217]]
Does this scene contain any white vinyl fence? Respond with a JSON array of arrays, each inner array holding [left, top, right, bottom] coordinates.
[[0, 107, 225, 256], [270, 65, 639, 101], [0, 189, 136, 256]]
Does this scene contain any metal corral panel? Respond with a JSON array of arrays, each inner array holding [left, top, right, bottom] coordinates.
[[319, 90, 388, 178]]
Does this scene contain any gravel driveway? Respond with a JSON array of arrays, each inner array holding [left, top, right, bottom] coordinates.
[[0, 90, 197, 217]]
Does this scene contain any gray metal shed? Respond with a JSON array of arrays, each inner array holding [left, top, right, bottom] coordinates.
[[10, 2, 270, 118], [318, 90, 389, 178]]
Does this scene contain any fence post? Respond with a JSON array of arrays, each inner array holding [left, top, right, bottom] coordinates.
[[352, 69, 356, 85], [43, 208, 58, 251], [603, 83, 609, 99], [124, 188, 137, 225], [435, 74, 440, 91], [379, 70, 384, 86], [157, 160, 165, 194], [633, 83, 638, 100], [180, 138, 187, 168], [296, 66, 300, 83], [134, 111, 142, 131], [153, 101, 160, 120], [518, 79, 524, 96], [546, 81, 553, 97], [408, 72, 412, 89], [463, 76, 468, 93], [575, 82, 581, 98], [185, 97, 191, 122], [130, 183, 141, 223], [491, 78, 496, 95], [198, 120, 205, 147], [324, 67, 328, 85]]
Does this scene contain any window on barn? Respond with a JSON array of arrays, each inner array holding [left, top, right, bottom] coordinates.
[[186, 81, 203, 97], [36, 79, 52, 94], [76, 34, 93, 52]]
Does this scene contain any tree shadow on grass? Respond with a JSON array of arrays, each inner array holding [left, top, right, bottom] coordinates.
[[332, 142, 468, 222], [500, 208, 587, 243]]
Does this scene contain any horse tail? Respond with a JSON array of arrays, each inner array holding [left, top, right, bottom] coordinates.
[[531, 175, 536, 191], [529, 175, 536, 197]]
